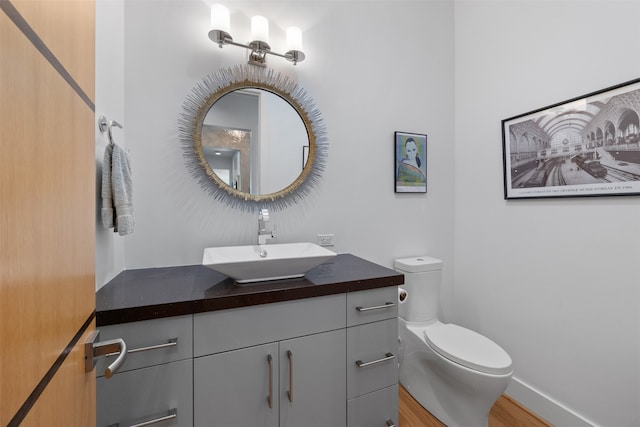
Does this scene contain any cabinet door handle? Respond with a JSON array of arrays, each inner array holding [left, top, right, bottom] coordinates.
[[386, 420, 397, 427], [110, 408, 177, 427], [287, 350, 293, 402], [128, 338, 178, 354], [267, 354, 273, 409], [106, 338, 178, 357], [355, 352, 396, 368], [355, 302, 395, 312]]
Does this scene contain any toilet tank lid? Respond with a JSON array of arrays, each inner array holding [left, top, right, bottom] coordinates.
[[394, 256, 442, 273]]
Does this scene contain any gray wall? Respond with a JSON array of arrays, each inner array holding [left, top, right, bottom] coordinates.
[[454, 2, 639, 426], [97, 0, 455, 280], [95, 1, 639, 426], [96, 0, 125, 286]]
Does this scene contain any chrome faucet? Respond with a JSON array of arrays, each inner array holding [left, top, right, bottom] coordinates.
[[258, 208, 274, 245]]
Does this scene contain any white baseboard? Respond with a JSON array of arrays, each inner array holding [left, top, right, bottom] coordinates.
[[506, 376, 597, 427]]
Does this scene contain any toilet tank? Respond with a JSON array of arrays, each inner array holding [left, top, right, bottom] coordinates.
[[395, 256, 443, 323]]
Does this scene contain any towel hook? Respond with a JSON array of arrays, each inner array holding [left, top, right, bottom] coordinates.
[[98, 115, 123, 145]]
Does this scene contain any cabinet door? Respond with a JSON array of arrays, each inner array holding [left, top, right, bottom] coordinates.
[[96, 359, 193, 427], [95, 315, 192, 376], [194, 342, 279, 427], [194, 294, 345, 357], [347, 287, 398, 327], [347, 385, 399, 427], [347, 318, 398, 399], [280, 329, 346, 427]]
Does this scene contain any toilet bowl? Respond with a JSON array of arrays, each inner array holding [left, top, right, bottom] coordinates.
[[396, 256, 513, 427]]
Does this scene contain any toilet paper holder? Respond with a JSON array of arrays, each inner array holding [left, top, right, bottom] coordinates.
[[398, 288, 408, 303]]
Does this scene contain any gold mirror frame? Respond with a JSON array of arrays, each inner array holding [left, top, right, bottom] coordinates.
[[179, 65, 328, 211]]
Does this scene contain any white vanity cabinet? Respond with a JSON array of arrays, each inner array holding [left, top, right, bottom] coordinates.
[[95, 315, 193, 427], [346, 286, 399, 427], [96, 268, 401, 427], [193, 294, 347, 427]]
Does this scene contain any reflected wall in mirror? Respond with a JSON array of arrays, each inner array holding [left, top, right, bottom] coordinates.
[[179, 65, 328, 212]]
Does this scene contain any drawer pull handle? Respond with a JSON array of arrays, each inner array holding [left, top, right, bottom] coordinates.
[[355, 302, 395, 312], [386, 420, 397, 427], [287, 350, 294, 402], [107, 338, 178, 357], [111, 408, 177, 427], [355, 352, 396, 368], [267, 354, 273, 409]]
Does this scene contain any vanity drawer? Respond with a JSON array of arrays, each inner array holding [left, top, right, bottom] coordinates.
[[95, 314, 192, 376], [96, 358, 193, 427], [194, 293, 346, 357], [347, 384, 399, 427], [347, 317, 398, 399], [347, 286, 398, 327]]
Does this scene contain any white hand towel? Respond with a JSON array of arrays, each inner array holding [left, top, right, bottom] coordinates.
[[111, 144, 134, 235], [101, 144, 115, 228]]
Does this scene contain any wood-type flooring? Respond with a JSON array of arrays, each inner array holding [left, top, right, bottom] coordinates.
[[399, 385, 553, 427]]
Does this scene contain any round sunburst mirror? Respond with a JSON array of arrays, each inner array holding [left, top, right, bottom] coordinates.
[[179, 65, 328, 211]]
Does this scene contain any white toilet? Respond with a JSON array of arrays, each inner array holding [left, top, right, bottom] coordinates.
[[396, 256, 513, 427]]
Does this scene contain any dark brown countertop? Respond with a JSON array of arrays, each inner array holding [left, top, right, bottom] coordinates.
[[96, 253, 404, 326]]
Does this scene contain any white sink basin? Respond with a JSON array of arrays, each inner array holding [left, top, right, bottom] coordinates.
[[202, 242, 336, 283]]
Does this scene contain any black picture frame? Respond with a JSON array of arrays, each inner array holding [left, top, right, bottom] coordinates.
[[502, 78, 640, 199], [395, 131, 427, 193]]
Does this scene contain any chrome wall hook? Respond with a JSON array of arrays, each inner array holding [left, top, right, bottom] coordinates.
[[98, 115, 124, 146]]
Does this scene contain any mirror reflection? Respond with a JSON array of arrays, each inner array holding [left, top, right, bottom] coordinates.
[[202, 89, 309, 195]]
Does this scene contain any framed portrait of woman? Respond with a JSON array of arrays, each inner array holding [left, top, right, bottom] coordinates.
[[395, 131, 427, 193]]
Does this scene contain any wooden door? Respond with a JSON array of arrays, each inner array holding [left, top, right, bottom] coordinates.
[[0, 0, 96, 425]]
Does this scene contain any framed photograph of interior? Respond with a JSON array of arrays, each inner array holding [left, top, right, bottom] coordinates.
[[502, 78, 640, 199], [395, 131, 427, 193]]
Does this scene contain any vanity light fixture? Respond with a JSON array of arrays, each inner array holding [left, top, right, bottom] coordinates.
[[208, 4, 305, 67]]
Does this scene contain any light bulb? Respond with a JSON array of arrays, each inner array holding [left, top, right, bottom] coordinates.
[[286, 27, 303, 52], [210, 4, 230, 33], [251, 16, 269, 42]]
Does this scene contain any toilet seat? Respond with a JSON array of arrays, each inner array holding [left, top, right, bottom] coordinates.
[[424, 324, 512, 375]]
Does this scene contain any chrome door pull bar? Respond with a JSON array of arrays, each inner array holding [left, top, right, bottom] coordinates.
[[106, 338, 178, 357], [386, 420, 397, 427], [287, 350, 293, 402], [355, 302, 395, 312], [355, 352, 396, 368], [129, 408, 177, 427], [267, 354, 273, 408], [109, 408, 178, 427]]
